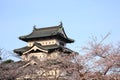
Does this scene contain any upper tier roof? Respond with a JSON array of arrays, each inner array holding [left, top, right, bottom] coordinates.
[[19, 23, 74, 43]]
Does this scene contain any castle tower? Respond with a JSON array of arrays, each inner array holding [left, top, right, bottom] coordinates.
[[14, 23, 74, 61]]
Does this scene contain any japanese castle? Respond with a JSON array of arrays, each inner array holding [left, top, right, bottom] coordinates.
[[14, 23, 75, 61]]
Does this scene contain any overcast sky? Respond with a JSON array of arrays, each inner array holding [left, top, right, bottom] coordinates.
[[0, 0, 120, 53]]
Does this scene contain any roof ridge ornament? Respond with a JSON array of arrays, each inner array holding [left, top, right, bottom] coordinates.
[[59, 21, 63, 27], [33, 25, 37, 30]]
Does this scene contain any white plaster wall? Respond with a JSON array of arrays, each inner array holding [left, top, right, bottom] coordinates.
[[28, 52, 47, 61], [27, 39, 59, 47], [21, 52, 60, 61]]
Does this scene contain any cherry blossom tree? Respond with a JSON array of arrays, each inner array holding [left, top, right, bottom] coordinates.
[[81, 33, 120, 79], [0, 33, 120, 80]]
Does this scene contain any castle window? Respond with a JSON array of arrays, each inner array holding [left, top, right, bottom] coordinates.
[[49, 42, 51, 44], [46, 42, 48, 45], [52, 41, 55, 44]]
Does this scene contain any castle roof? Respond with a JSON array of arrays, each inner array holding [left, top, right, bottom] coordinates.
[[19, 23, 74, 43], [14, 42, 73, 56]]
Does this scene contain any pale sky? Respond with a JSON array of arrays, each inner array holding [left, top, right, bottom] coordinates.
[[0, 0, 120, 54]]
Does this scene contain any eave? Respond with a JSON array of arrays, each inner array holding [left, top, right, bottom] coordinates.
[[19, 24, 74, 43]]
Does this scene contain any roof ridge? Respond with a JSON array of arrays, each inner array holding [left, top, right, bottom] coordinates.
[[33, 22, 63, 31], [34, 25, 61, 31]]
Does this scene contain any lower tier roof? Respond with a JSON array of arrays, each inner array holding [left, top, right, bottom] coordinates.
[[14, 42, 73, 56]]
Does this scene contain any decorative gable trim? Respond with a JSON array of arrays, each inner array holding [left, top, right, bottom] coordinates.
[[23, 46, 48, 55]]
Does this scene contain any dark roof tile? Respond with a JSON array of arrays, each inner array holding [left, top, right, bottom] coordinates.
[[19, 24, 74, 43]]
